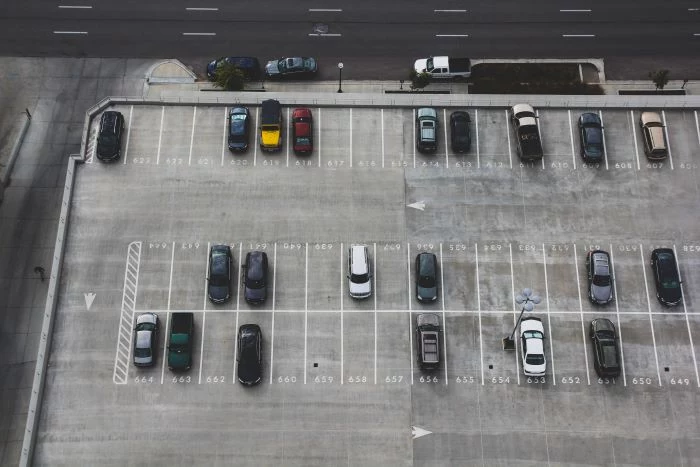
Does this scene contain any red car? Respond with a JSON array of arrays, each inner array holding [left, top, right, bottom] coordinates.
[[291, 108, 313, 154]]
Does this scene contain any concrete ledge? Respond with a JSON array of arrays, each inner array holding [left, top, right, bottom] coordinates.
[[0, 111, 32, 204]]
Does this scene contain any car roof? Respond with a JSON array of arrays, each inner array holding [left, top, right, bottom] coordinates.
[[418, 253, 436, 275], [135, 330, 153, 348], [246, 251, 266, 280], [350, 245, 369, 274]]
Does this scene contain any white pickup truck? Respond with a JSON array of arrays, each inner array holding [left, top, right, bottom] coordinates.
[[413, 56, 471, 79]]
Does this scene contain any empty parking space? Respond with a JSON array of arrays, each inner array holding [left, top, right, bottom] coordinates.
[[600, 110, 638, 170], [272, 243, 306, 310], [382, 108, 410, 168], [618, 314, 660, 386], [126, 106, 163, 164], [475, 108, 510, 167], [376, 312, 411, 385], [199, 311, 237, 384], [351, 108, 383, 169], [444, 312, 482, 385], [539, 109, 575, 165], [307, 242, 340, 310], [319, 108, 350, 168], [375, 242, 406, 310], [192, 106, 226, 166], [441, 243, 478, 311], [480, 314, 520, 383], [160, 106, 195, 166], [269, 311, 305, 384], [343, 312, 375, 384], [306, 312, 341, 384]]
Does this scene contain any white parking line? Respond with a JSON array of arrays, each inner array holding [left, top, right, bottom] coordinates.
[[374, 242, 378, 384], [439, 243, 448, 385], [413, 109, 417, 169], [156, 106, 164, 165], [695, 111, 700, 146], [269, 243, 277, 384], [188, 107, 197, 166], [568, 110, 577, 170], [304, 242, 308, 384], [443, 109, 449, 167], [630, 110, 641, 171], [535, 109, 545, 170], [639, 244, 662, 386], [381, 109, 385, 168], [123, 105, 133, 165], [407, 243, 414, 384], [542, 245, 556, 385], [317, 108, 322, 168], [598, 110, 609, 170], [505, 110, 513, 169], [236, 243, 242, 310], [167, 242, 175, 311], [220, 107, 227, 167], [674, 245, 700, 387], [661, 110, 674, 170], [254, 106, 259, 167], [286, 107, 290, 168], [232, 304, 240, 383], [160, 243, 176, 385], [508, 243, 520, 384], [573, 245, 591, 385], [475, 109, 480, 168], [199, 242, 210, 384], [349, 108, 353, 168], [340, 243, 344, 384], [475, 244, 484, 384], [609, 244, 627, 386]]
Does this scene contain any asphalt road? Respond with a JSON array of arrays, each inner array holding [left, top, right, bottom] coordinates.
[[1, 1, 700, 79]]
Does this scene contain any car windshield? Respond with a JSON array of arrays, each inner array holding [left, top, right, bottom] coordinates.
[[526, 353, 545, 365], [592, 274, 611, 286], [351, 273, 369, 283], [134, 347, 151, 358], [662, 278, 680, 289], [523, 330, 544, 339], [295, 137, 311, 145], [418, 275, 435, 288]]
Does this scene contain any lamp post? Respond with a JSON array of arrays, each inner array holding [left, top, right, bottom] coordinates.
[[337, 62, 344, 93], [502, 288, 541, 350]]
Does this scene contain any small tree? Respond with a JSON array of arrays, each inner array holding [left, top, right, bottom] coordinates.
[[213, 62, 246, 91], [409, 68, 431, 91], [649, 69, 670, 92]]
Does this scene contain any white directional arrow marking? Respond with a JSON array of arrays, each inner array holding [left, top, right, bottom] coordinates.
[[411, 425, 432, 439], [407, 201, 426, 211], [84, 292, 96, 310]]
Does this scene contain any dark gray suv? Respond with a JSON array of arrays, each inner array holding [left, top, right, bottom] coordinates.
[[586, 250, 613, 305], [243, 251, 268, 304]]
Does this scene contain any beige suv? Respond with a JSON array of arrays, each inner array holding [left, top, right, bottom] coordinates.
[[639, 112, 668, 160]]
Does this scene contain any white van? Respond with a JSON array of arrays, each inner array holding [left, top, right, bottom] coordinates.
[[348, 245, 372, 299]]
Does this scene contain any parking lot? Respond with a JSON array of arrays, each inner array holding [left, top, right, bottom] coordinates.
[[35, 102, 700, 466]]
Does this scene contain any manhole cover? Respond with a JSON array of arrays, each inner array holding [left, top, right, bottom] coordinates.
[[312, 23, 329, 34]]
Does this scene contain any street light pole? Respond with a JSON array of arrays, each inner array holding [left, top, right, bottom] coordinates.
[[502, 288, 541, 350], [337, 62, 344, 93]]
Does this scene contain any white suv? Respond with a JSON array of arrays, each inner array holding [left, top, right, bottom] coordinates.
[[348, 245, 372, 299]]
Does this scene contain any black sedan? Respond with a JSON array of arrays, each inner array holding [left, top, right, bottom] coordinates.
[[96, 110, 125, 162], [450, 111, 471, 153], [265, 57, 317, 79], [651, 248, 682, 306], [578, 112, 604, 162], [586, 250, 614, 305], [133, 312, 158, 367], [228, 107, 250, 152], [208, 245, 232, 303], [206, 56, 261, 81], [237, 324, 263, 385], [415, 252, 438, 302], [590, 318, 621, 378], [243, 251, 268, 304]]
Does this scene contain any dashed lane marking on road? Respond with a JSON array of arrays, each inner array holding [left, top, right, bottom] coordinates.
[[113, 241, 142, 384]]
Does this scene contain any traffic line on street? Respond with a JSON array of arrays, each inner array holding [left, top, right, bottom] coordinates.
[[436, 34, 469, 38], [113, 241, 142, 384], [122, 105, 133, 165], [254, 106, 259, 167], [535, 110, 545, 170], [573, 245, 591, 385], [53, 31, 88, 34], [674, 245, 700, 387], [562, 34, 595, 38], [542, 245, 556, 385], [694, 111, 700, 146], [434, 9, 467, 13], [609, 244, 627, 386], [182, 32, 216, 36], [58, 5, 93, 8], [159, 244, 176, 385], [639, 244, 662, 386], [560, 9, 591, 12], [309, 8, 342, 12], [185, 7, 219, 11]]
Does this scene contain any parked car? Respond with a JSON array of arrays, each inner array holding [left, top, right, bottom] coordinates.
[[260, 99, 283, 151], [228, 107, 251, 152], [415, 252, 438, 302], [167, 312, 194, 371], [639, 111, 668, 160], [578, 112, 604, 162], [96, 110, 125, 162], [416, 108, 438, 153], [650, 248, 682, 306], [292, 108, 313, 154], [520, 317, 546, 377], [590, 318, 621, 378], [206, 56, 261, 81], [586, 250, 614, 305], [348, 245, 372, 299], [133, 312, 158, 367], [237, 324, 263, 385], [208, 245, 232, 303], [416, 313, 441, 370], [450, 111, 471, 153], [243, 251, 268, 305], [265, 57, 317, 79]]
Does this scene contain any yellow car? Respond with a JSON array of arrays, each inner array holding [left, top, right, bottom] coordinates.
[[260, 99, 282, 151]]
